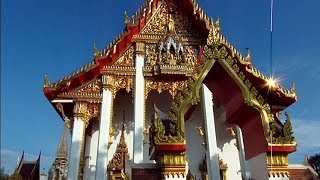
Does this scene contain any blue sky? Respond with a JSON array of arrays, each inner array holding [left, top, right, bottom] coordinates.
[[1, 0, 320, 174]]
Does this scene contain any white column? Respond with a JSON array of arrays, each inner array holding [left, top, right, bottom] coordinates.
[[67, 116, 85, 180], [95, 75, 114, 180], [201, 84, 220, 180], [236, 125, 248, 179], [133, 53, 145, 163]]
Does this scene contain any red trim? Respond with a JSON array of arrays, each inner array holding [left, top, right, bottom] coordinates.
[[155, 144, 186, 152], [267, 145, 296, 154]]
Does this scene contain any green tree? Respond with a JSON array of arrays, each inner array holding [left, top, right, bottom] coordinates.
[[0, 167, 9, 180], [309, 153, 320, 175]]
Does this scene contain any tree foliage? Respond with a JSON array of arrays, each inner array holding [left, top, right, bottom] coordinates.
[[0, 167, 9, 180], [310, 153, 320, 175]]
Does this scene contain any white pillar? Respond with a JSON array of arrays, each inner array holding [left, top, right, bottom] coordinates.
[[201, 84, 220, 180], [67, 116, 85, 180], [236, 125, 248, 179], [95, 75, 114, 180], [133, 53, 145, 163]]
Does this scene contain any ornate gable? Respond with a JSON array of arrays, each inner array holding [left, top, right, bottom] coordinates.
[[140, 1, 203, 41], [57, 79, 102, 102]]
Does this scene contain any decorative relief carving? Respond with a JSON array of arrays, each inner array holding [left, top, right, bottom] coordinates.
[[113, 76, 134, 93], [101, 75, 133, 98], [78, 79, 101, 93], [149, 104, 184, 145], [141, 1, 200, 38], [267, 153, 288, 166], [57, 79, 102, 101], [113, 46, 134, 66], [73, 101, 100, 127], [145, 79, 188, 99], [267, 112, 295, 144]]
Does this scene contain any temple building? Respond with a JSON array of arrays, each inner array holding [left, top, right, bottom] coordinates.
[[9, 151, 41, 180], [43, 0, 304, 179]]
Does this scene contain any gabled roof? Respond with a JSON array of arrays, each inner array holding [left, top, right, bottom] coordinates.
[[16, 151, 41, 180], [43, 0, 296, 108], [43, 0, 212, 100]]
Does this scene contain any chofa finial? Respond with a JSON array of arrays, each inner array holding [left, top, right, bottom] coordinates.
[[124, 11, 131, 24], [93, 43, 100, 57], [214, 17, 220, 31], [245, 48, 252, 64], [44, 73, 51, 88]]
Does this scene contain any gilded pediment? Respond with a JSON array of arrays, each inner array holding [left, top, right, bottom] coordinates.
[[140, 1, 201, 39], [57, 79, 102, 101]]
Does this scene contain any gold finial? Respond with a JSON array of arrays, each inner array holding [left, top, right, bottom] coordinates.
[[214, 17, 220, 32], [124, 11, 131, 24], [93, 43, 100, 57], [245, 48, 252, 64], [44, 73, 51, 88]]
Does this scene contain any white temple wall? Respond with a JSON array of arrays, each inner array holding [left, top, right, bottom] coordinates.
[[214, 103, 242, 180], [185, 105, 206, 179], [84, 120, 99, 180]]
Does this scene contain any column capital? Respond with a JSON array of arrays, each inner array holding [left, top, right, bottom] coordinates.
[[73, 101, 100, 127], [135, 42, 145, 56], [102, 75, 114, 90]]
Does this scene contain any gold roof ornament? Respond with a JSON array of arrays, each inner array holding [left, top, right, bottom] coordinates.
[[43, 73, 51, 88], [93, 43, 100, 57], [124, 11, 131, 24], [245, 48, 252, 64], [214, 17, 220, 32]]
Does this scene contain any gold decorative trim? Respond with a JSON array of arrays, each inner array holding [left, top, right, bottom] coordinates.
[[145, 79, 188, 100], [113, 46, 134, 67], [155, 152, 186, 178], [57, 79, 102, 102], [73, 101, 100, 127]]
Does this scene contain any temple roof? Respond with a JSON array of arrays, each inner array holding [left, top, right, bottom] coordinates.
[[15, 151, 41, 180], [43, 0, 296, 109]]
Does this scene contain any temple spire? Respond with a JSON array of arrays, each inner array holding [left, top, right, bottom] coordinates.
[[56, 124, 69, 158]]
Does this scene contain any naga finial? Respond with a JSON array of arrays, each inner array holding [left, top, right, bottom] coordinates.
[[44, 73, 51, 88], [93, 43, 100, 57], [245, 48, 252, 64], [124, 11, 131, 24]]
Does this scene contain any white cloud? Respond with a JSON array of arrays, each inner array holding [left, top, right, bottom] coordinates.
[[289, 118, 320, 163], [0, 149, 54, 174]]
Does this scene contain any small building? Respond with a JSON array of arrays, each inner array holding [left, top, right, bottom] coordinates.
[[10, 151, 40, 180]]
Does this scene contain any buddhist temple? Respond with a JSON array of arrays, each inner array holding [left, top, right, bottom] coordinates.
[[10, 151, 41, 180], [43, 0, 304, 179]]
